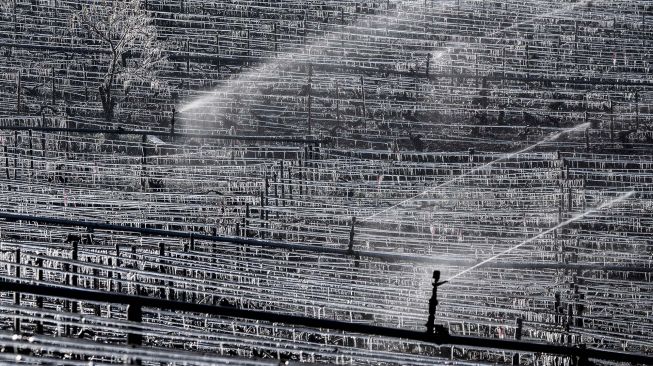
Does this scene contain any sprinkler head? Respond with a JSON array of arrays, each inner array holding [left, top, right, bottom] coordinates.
[[432, 270, 440, 283]]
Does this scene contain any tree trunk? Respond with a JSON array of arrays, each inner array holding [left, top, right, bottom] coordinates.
[[98, 84, 114, 121]]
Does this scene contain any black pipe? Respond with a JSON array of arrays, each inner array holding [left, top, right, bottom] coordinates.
[[0, 280, 650, 364], [0, 126, 322, 144]]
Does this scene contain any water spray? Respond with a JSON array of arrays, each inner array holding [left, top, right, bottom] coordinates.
[[445, 190, 636, 282], [182, 0, 576, 113], [363, 122, 591, 222], [178, 0, 432, 114]]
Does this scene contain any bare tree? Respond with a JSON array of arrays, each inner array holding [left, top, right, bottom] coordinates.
[[74, 0, 165, 121]]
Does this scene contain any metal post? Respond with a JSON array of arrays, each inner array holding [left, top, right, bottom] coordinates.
[[426, 270, 447, 334], [566, 303, 574, 344], [4, 146, 9, 179], [273, 24, 278, 55], [568, 186, 573, 212], [14, 130, 18, 180], [360, 75, 366, 123], [302, 10, 307, 44], [576, 293, 585, 328], [190, 233, 195, 251], [512, 318, 523, 365], [186, 39, 190, 72], [502, 47, 506, 84], [287, 166, 293, 202], [348, 217, 356, 253], [555, 292, 561, 325], [131, 246, 140, 296], [71, 240, 78, 287], [216, 34, 221, 74], [116, 244, 122, 293], [610, 100, 614, 143], [584, 114, 589, 151], [158, 242, 165, 281], [336, 81, 341, 128], [126, 302, 143, 365], [349, 217, 360, 268], [574, 22, 578, 68], [69, 240, 79, 334], [525, 44, 529, 78], [51, 67, 55, 106], [141, 134, 147, 191], [635, 90, 639, 130], [16, 70, 20, 114], [247, 29, 251, 66], [307, 64, 312, 135], [280, 160, 285, 207], [84, 65, 88, 102], [170, 107, 175, 135], [36, 258, 43, 334], [28, 129, 33, 171], [14, 249, 21, 333]]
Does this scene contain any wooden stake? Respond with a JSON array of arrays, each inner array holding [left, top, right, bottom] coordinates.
[[51, 67, 55, 106], [307, 64, 312, 135], [16, 70, 20, 114]]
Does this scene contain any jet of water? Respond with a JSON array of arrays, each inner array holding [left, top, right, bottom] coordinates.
[[363, 122, 591, 221], [445, 190, 636, 282], [178, 0, 454, 114], [181, 0, 585, 113]]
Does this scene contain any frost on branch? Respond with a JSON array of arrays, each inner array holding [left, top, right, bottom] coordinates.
[[73, 0, 166, 121]]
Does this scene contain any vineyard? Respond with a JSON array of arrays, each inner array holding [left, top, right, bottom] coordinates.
[[0, 0, 651, 365]]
